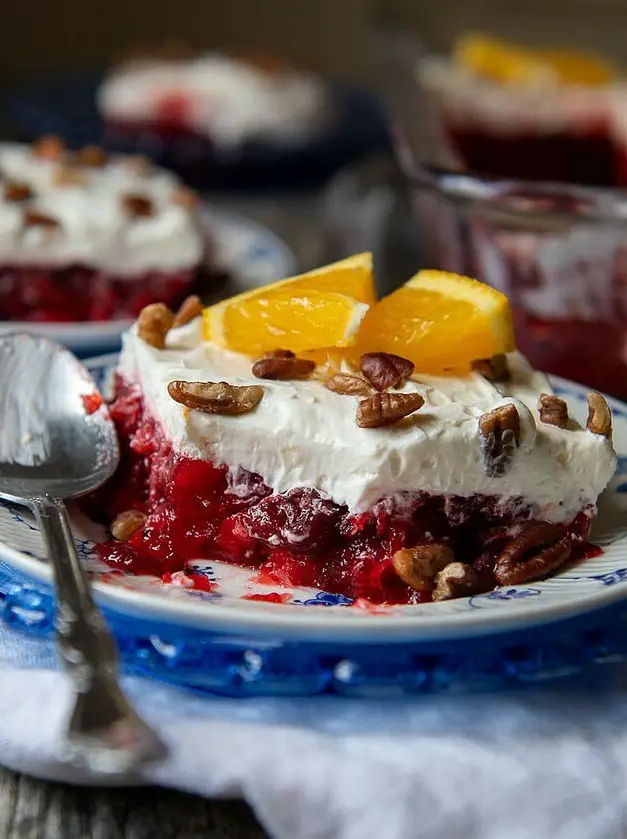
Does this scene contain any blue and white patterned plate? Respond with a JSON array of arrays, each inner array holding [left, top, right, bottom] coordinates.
[[0, 359, 627, 696], [0, 203, 295, 358]]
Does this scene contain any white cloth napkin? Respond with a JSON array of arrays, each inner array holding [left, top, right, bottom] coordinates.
[[2, 619, 627, 839]]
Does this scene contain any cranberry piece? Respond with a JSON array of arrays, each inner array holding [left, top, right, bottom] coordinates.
[[130, 416, 158, 456], [257, 549, 321, 588], [172, 458, 227, 498], [236, 487, 344, 554]]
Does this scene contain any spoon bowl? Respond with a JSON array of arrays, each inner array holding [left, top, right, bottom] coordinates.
[[0, 333, 164, 775], [0, 333, 118, 499]]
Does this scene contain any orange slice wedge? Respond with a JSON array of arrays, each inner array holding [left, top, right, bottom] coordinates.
[[206, 290, 369, 356], [454, 33, 614, 87], [203, 253, 374, 354], [354, 270, 515, 375]]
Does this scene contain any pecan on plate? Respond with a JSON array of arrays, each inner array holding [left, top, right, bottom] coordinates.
[[137, 302, 175, 348], [111, 509, 146, 541], [75, 145, 106, 167], [478, 403, 521, 477], [493, 522, 572, 586], [3, 181, 33, 202], [168, 380, 264, 415], [471, 354, 510, 382], [587, 392, 612, 439], [538, 393, 568, 429], [325, 373, 374, 397], [393, 544, 454, 591], [32, 135, 65, 161], [252, 354, 315, 380], [432, 562, 479, 601], [172, 294, 203, 328], [360, 352, 415, 391], [121, 193, 154, 217], [356, 392, 424, 428]]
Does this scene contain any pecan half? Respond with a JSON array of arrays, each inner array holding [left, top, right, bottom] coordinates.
[[32, 135, 65, 161], [168, 380, 264, 415], [493, 522, 571, 586], [360, 352, 415, 391], [587, 392, 612, 439], [538, 393, 568, 429], [123, 154, 151, 175], [472, 354, 510, 382], [137, 302, 174, 348], [122, 193, 154, 217], [478, 403, 521, 477], [172, 294, 203, 328], [432, 562, 479, 601], [23, 210, 60, 229], [172, 186, 198, 208], [393, 544, 454, 591], [3, 181, 33, 202], [325, 373, 374, 397], [52, 166, 86, 187], [76, 145, 106, 167], [356, 392, 424, 428], [111, 509, 146, 541], [252, 355, 315, 380]]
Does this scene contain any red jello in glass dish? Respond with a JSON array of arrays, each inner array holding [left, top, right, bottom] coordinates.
[[83, 255, 617, 606], [0, 136, 206, 323], [373, 23, 627, 399], [415, 33, 621, 187]]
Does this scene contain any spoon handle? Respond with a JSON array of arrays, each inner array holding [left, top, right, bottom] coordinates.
[[33, 495, 165, 775]]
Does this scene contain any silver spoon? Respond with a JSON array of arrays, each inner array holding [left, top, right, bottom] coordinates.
[[0, 333, 165, 775]]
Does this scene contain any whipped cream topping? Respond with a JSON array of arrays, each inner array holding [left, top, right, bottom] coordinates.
[[117, 319, 617, 523], [0, 143, 203, 275], [98, 54, 329, 148], [418, 56, 613, 134]]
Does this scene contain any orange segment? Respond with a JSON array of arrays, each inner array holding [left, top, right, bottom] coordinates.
[[203, 252, 375, 347], [454, 33, 614, 87], [277, 252, 375, 305], [206, 290, 369, 356], [355, 270, 515, 375]]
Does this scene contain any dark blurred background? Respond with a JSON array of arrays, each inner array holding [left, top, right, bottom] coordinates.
[[2, 0, 626, 85]]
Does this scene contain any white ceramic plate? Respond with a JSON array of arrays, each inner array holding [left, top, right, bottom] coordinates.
[[0, 204, 296, 357]]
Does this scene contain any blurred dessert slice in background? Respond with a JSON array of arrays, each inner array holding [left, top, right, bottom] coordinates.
[[97, 45, 331, 185], [0, 137, 207, 323]]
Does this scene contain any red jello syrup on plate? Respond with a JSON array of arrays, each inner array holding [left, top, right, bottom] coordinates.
[[85, 377, 597, 605]]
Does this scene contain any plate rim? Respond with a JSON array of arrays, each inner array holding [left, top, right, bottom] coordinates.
[[2, 360, 627, 643]]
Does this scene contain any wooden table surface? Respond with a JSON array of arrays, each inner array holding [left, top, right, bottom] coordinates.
[[0, 192, 330, 839]]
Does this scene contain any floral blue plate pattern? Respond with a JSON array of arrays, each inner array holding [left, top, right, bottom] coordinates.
[[0, 358, 627, 695]]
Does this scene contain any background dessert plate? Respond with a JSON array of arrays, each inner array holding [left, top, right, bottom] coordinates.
[[0, 356, 626, 695], [0, 203, 295, 357]]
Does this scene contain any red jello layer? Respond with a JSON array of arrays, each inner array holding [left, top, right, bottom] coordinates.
[[447, 123, 616, 186], [0, 264, 197, 322], [86, 376, 594, 605]]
